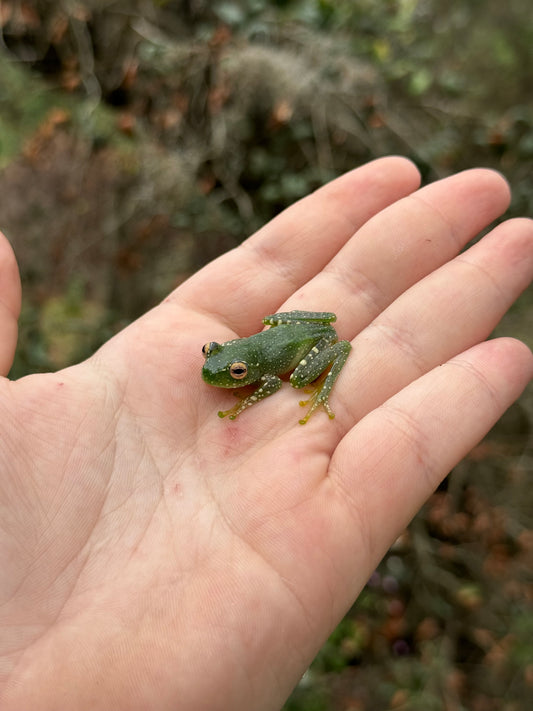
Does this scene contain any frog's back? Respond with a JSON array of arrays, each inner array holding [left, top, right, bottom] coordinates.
[[248, 321, 335, 374]]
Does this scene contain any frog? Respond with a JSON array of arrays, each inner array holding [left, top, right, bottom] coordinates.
[[201, 311, 351, 425]]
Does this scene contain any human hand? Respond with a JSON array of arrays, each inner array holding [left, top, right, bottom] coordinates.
[[1, 157, 532, 711]]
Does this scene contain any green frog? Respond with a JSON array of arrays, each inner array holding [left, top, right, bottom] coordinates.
[[201, 311, 351, 425]]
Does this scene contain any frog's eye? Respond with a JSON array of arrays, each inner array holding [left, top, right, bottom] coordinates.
[[202, 342, 220, 357], [229, 361, 248, 380]]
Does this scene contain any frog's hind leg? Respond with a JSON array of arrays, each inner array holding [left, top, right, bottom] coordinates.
[[263, 311, 337, 326], [291, 339, 351, 424]]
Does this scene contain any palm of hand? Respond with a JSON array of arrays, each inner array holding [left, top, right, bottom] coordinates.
[[1, 158, 532, 711]]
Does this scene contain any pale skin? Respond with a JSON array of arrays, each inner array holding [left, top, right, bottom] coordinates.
[[0, 157, 532, 711]]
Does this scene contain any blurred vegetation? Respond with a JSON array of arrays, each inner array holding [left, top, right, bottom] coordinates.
[[0, 1, 532, 709]]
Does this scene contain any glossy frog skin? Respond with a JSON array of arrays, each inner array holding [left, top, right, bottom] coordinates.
[[201, 311, 351, 425]]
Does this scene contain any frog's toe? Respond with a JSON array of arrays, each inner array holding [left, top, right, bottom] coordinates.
[[298, 395, 336, 424], [323, 401, 335, 419], [218, 405, 240, 419]]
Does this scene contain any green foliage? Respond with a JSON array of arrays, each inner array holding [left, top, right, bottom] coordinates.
[[39, 279, 109, 369], [10, 279, 110, 377], [0, 58, 63, 165], [509, 607, 533, 667], [9, 301, 52, 378]]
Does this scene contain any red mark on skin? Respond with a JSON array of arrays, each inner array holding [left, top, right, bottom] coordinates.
[[220, 421, 250, 458], [171, 482, 183, 497]]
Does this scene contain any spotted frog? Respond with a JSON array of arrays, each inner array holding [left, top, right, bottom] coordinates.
[[201, 311, 351, 424]]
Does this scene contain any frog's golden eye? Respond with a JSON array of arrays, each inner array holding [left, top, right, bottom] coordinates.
[[229, 361, 248, 379], [202, 342, 220, 357]]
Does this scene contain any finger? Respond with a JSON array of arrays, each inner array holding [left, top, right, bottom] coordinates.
[[340, 217, 533, 421], [175, 157, 421, 332], [284, 169, 512, 337], [328, 337, 533, 577], [0, 233, 21, 376]]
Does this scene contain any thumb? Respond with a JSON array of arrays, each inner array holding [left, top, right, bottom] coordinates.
[[0, 232, 22, 376]]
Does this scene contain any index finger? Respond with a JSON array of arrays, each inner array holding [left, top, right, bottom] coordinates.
[[175, 157, 420, 333]]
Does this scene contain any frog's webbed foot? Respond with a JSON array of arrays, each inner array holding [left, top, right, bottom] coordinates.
[[292, 340, 351, 425], [298, 375, 336, 425]]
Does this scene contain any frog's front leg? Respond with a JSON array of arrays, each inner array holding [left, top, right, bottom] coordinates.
[[290, 337, 351, 425], [218, 374, 282, 420]]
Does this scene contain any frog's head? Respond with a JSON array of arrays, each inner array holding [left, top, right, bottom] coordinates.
[[201, 341, 259, 387]]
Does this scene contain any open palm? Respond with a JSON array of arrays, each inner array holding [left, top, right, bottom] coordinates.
[[1, 157, 532, 711]]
